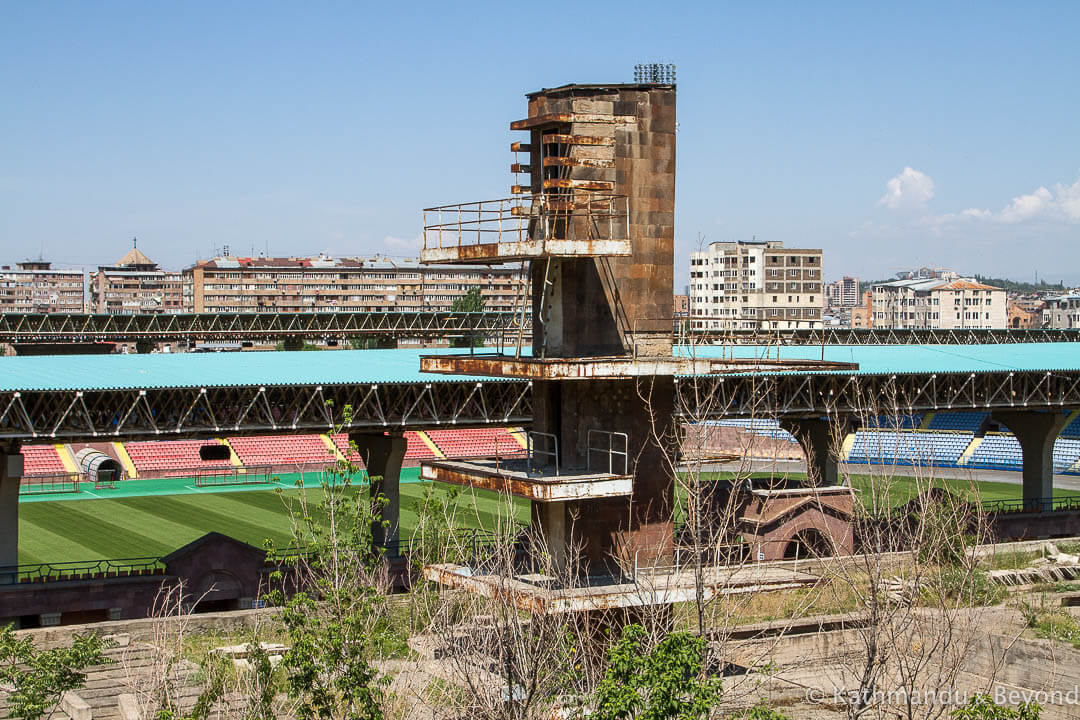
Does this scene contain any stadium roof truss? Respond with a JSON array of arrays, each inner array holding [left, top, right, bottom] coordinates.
[[677, 369, 1080, 419], [4, 313, 1080, 346], [688, 328, 1080, 346], [0, 311, 528, 343], [0, 380, 533, 443]]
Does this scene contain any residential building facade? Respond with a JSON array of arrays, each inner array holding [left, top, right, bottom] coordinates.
[[91, 247, 183, 314], [872, 278, 1007, 329], [1042, 294, 1080, 329], [182, 254, 526, 314], [850, 290, 874, 329], [688, 240, 823, 330], [825, 276, 860, 308], [0, 261, 85, 313]]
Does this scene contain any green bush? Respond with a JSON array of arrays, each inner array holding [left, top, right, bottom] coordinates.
[[729, 702, 791, 719], [950, 693, 1041, 719]]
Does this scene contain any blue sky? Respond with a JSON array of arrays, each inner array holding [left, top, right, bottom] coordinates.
[[2, 1, 1079, 285]]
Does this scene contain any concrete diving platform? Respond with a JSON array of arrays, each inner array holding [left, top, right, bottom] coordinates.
[[422, 562, 819, 614], [419, 353, 858, 380], [419, 458, 632, 501], [419, 237, 631, 265]]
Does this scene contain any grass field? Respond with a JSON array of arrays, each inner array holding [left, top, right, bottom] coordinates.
[[18, 479, 528, 565], [19, 468, 1080, 565]]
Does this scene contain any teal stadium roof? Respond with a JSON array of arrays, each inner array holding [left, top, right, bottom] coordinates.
[[1, 344, 1079, 393], [0, 348, 499, 392], [686, 343, 1080, 376]]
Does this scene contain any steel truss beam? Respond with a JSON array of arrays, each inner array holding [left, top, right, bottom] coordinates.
[[0, 381, 533, 442], [0, 311, 529, 344], [676, 370, 1080, 419], [7, 368, 1080, 442], [684, 328, 1080, 346]]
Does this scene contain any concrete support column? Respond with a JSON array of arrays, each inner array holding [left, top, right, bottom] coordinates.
[[349, 433, 406, 555], [780, 418, 844, 487], [993, 411, 1069, 509], [1, 446, 23, 570]]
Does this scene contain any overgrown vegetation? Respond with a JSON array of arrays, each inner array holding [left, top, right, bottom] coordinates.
[[950, 693, 1042, 719], [265, 407, 397, 720], [571, 624, 722, 720], [0, 627, 111, 720]]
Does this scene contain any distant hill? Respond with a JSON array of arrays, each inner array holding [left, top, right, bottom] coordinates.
[[863, 276, 1067, 294], [972, 276, 1067, 293]]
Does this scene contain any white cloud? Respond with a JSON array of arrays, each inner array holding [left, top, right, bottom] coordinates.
[[1054, 177, 1080, 221], [999, 186, 1053, 223], [382, 234, 421, 251], [880, 171, 1080, 227], [878, 167, 935, 211]]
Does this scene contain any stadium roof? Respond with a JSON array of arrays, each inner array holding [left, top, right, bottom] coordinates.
[[0, 348, 505, 392], [687, 343, 1080, 376], [2, 343, 1080, 394]]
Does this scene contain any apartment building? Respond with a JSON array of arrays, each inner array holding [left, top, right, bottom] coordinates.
[[825, 276, 860, 308], [1042, 293, 1080, 329], [0, 261, 85, 313], [872, 278, 1006, 329], [182, 254, 526, 313], [91, 246, 183, 314], [850, 290, 874, 329], [688, 240, 823, 330]]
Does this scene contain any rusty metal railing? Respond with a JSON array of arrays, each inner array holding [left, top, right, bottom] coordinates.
[[422, 193, 628, 252], [526, 431, 559, 476], [587, 429, 629, 475]]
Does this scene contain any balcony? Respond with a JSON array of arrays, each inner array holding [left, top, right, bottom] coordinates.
[[420, 193, 630, 265], [420, 430, 633, 502]]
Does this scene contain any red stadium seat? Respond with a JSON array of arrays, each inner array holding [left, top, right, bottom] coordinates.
[[124, 440, 233, 477], [227, 435, 338, 468], [20, 445, 67, 477]]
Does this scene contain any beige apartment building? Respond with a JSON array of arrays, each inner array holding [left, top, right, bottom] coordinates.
[[872, 278, 1006, 329], [91, 246, 183, 314], [688, 240, 823, 330], [182, 254, 526, 314], [0, 261, 85, 313]]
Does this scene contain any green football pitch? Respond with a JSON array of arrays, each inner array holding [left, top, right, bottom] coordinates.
[[17, 470, 528, 565], [17, 468, 1079, 565]]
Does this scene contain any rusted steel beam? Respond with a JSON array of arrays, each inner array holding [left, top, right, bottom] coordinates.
[[541, 157, 615, 169], [542, 178, 614, 191], [540, 134, 615, 146], [510, 141, 532, 152], [510, 163, 532, 174]]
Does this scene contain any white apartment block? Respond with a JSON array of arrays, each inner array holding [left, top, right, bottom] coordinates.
[[825, 276, 859, 307], [0, 261, 85, 313], [872, 278, 1006, 329], [688, 240, 823, 330]]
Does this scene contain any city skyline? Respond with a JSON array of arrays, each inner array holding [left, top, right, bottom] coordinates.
[[3, 2, 1079, 284]]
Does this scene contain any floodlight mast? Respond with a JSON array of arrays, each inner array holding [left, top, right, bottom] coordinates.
[[633, 62, 676, 84]]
